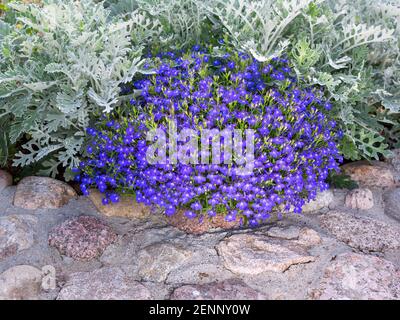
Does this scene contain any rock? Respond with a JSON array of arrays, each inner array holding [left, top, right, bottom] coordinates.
[[48, 216, 117, 261], [386, 149, 400, 173], [266, 226, 300, 240], [266, 226, 321, 247], [171, 279, 267, 300], [137, 243, 192, 282], [57, 267, 152, 300], [320, 211, 400, 252], [341, 161, 396, 188], [88, 189, 150, 219], [167, 263, 234, 285], [0, 170, 12, 193], [0, 265, 43, 300], [13, 176, 77, 209], [216, 234, 315, 274], [167, 210, 240, 234], [345, 188, 374, 210], [295, 228, 322, 247], [310, 253, 400, 300], [302, 190, 334, 213], [0, 215, 37, 260], [383, 188, 400, 222]]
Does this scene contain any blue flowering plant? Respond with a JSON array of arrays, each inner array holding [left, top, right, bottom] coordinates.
[[75, 44, 343, 227]]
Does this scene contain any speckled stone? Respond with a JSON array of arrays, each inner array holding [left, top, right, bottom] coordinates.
[[0, 214, 37, 260], [14, 176, 77, 209], [0, 265, 43, 300], [48, 216, 117, 261], [216, 234, 315, 274], [320, 211, 400, 252], [171, 279, 267, 300], [57, 267, 152, 300], [345, 188, 374, 210], [310, 253, 400, 300]]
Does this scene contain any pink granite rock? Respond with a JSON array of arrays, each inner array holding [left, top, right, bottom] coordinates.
[[310, 252, 400, 300], [48, 216, 117, 261]]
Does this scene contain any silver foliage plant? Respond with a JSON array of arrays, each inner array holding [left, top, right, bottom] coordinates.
[[105, 0, 212, 48], [0, 0, 157, 178], [206, 0, 400, 160]]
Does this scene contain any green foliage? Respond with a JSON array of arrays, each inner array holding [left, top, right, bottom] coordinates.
[[327, 172, 358, 190], [205, 0, 400, 160], [0, 0, 154, 178]]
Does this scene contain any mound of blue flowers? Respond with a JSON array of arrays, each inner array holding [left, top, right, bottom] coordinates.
[[75, 45, 343, 227]]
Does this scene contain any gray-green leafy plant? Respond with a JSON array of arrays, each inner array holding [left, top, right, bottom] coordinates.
[[106, 0, 214, 49], [0, 0, 156, 178], [205, 0, 400, 160]]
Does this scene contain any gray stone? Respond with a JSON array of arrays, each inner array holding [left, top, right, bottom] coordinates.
[[0, 170, 12, 193], [0, 265, 43, 300], [137, 243, 192, 282], [48, 216, 117, 261], [216, 234, 315, 274], [167, 263, 234, 285], [386, 149, 400, 173], [302, 190, 334, 213], [345, 188, 374, 210], [383, 188, 400, 222], [14, 176, 77, 209], [266, 226, 301, 240], [0, 214, 37, 260], [310, 252, 400, 300], [266, 226, 321, 247], [171, 279, 267, 300], [57, 267, 152, 300], [320, 211, 400, 252]]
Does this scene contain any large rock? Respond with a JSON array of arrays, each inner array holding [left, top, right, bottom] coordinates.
[[137, 243, 193, 282], [302, 190, 334, 213], [216, 234, 315, 274], [171, 279, 267, 300], [13, 176, 77, 209], [386, 148, 400, 173], [341, 161, 396, 188], [345, 188, 374, 210], [320, 211, 400, 252], [0, 215, 37, 260], [0, 170, 12, 193], [383, 188, 400, 222], [167, 210, 240, 234], [57, 267, 152, 300], [88, 189, 150, 219], [310, 253, 400, 300], [0, 265, 43, 300], [48, 216, 117, 261]]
